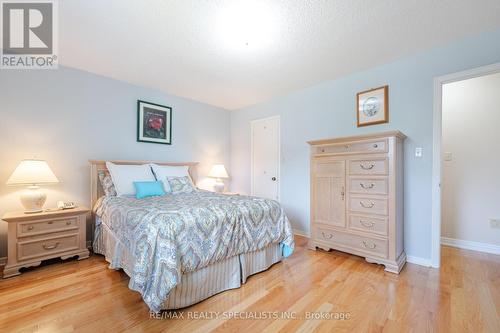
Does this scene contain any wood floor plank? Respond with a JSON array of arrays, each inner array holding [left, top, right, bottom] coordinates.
[[0, 235, 499, 333]]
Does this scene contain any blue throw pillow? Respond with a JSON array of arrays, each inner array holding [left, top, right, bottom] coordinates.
[[133, 181, 166, 199]]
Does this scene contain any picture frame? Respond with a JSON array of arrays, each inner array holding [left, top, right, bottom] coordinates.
[[137, 100, 172, 145], [356, 85, 389, 127]]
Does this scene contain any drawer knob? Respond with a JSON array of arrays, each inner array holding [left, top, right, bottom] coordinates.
[[43, 242, 60, 250], [47, 221, 53, 225], [320, 148, 325, 153], [362, 241, 377, 249], [27, 225, 34, 231], [66, 221, 72, 225], [321, 232, 333, 240], [360, 163, 375, 170], [360, 182, 375, 189], [344, 145, 351, 149], [373, 144, 378, 148], [360, 201, 375, 209], [360, 220, 375, 228]]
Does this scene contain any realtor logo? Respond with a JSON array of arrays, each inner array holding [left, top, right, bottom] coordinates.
[[1, 0, 58, 69]]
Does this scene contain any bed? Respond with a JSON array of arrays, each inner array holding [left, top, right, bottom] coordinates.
[[89, 160, 294, 312]]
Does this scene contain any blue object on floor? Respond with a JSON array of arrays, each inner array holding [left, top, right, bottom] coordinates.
[[280, 243, 294, 258]]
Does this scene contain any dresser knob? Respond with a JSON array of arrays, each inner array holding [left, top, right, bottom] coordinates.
[[43, 242, 59, 250], [66, 221, 71, 225], [373, 144, 378, 148], [360, 182, 375, 189], [360, 201, 375, 209], [27, 225, 34, 231], [360, 220, 375, 228], [360, 163, 375, 170], [321, 232, 333, 239], [362, 241, 377, 249], [47, 221, 53, 224]]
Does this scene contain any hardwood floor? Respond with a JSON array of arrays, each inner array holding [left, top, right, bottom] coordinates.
[[0, 235, 499, 333]]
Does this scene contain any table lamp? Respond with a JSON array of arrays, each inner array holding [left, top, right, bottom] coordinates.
[[208, 164, 229, 193], [7, 159, 59, 213]]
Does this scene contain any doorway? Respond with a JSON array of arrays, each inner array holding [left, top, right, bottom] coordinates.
[[431, 63, 500, 267], [251, 116, 280, 200]]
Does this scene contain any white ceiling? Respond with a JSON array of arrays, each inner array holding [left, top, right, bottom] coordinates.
[[59, 0, 500, 110]]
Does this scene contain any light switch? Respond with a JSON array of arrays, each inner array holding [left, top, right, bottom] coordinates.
[[444, 152, 453, 161], [415, 147, 423, 158]]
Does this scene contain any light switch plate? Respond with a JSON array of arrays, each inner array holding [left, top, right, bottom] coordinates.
[[490, 219, 500, 229], [415, 147, 423, 158]]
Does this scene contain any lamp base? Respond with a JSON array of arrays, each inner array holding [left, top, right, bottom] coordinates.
[[213, 179, 225, 193], [20, 186, 46, 213]]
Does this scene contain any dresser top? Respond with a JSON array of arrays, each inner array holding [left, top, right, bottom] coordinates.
[[307, 131, 407, 146], [2, 206, 90, 222]]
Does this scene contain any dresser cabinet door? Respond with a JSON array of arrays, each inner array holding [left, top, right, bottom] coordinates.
[[313, 159, 346, 228]]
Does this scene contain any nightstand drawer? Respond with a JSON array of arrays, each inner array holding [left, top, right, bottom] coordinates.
[[17, 234, 79, 261], [17, 217, 79, 238]]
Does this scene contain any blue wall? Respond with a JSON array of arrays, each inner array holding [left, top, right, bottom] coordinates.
[[0, 66, 230, 257], [230, 29, 500, 261]]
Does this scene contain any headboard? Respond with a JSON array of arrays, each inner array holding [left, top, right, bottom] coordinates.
[[89, 159, 198, 209]]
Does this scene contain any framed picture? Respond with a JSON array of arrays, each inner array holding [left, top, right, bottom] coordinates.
[[137, 100, 172, 145], [356, 85, 389, 127]]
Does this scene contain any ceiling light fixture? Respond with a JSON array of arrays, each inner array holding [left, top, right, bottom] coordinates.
[[213, 1, 276, 53]]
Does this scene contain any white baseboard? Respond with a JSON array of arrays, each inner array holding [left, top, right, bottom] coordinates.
[[0, 257, 6, 266], [293, 229, 310, 238], [406, 255, 432, 267], [441, 237, 500, 255]]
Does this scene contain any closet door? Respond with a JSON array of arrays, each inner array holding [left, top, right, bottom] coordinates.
[[313, 159, 346, 228]]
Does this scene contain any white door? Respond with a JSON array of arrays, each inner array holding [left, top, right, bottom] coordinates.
[[251, 116, 280, 200]]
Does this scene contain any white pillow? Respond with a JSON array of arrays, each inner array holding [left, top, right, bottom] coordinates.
[[150, 164, 191, 193], [105, 162, 155, 196]]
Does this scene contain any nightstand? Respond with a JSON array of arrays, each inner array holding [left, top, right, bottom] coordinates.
[[2, 207, 90, 278]]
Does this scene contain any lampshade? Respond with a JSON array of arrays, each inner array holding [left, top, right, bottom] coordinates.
[[208, 164, 229, 179], [7, 159, 59, 185]]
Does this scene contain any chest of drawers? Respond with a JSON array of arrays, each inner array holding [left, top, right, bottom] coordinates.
[[308, 131, 406, 273]]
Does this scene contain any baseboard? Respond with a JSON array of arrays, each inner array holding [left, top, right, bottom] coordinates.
[[406, 255, 432, 267], [0, 257, 6, 266], [293, 228, 310, 238], [441, 237, 500, 255]]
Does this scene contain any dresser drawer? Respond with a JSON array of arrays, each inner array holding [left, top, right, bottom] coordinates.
[[349, 177, 388, 195], [349, 196, 388, 215], [349, 158, 388, 175], [349, 215, 388, 236], [17, 234, 79, 261], [315, 139, 387, 155], [17, 217, 79, 238], [315, 227, 388, 258]]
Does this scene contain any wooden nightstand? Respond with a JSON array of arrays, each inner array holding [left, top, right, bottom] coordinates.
[[2, 207, 90, 278]]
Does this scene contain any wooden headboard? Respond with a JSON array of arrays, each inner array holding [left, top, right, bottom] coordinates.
[[89, 159, 198, 209]]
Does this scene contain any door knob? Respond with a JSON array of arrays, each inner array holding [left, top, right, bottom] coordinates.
[[271, 177, 277, 181]]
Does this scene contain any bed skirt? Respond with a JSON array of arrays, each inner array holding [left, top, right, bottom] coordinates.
[[93, 218, 283, 310]]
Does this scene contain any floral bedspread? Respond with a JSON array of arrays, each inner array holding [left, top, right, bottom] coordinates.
[[94, 191, 294, 312]]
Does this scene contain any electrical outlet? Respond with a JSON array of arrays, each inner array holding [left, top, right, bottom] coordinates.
[[490, 219, 500, 229]]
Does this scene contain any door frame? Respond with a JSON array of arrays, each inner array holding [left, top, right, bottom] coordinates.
[[250, 115, 281, 200], [431, 62, 500, 268]]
